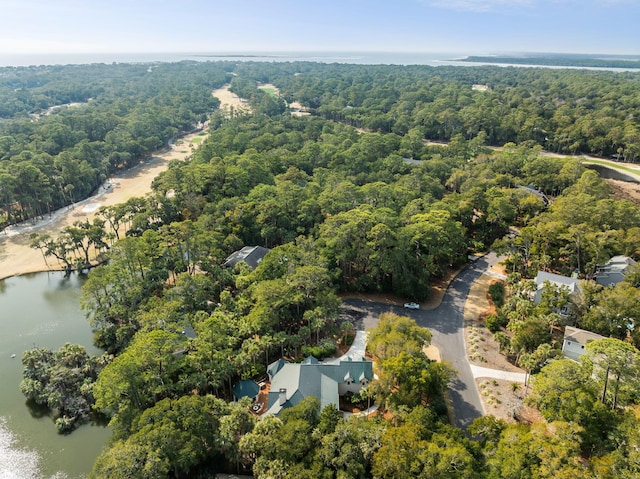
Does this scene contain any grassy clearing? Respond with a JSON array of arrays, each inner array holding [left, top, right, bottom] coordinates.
[[191, 137, 203, 144], [260, 87, 278, 98]]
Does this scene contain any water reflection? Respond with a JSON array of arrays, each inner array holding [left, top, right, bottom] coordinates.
[[0, 272, 109, 478]]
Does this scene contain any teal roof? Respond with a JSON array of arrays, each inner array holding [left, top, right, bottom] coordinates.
[[233, 379, 260, 400]]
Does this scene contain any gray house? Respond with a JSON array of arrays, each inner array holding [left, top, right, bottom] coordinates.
[[562, 326, 604, 361], [265, 356, 374, 416], [533, 271, 581, 305], [223, 246, 270, 269], [595, 256, 636, 287]]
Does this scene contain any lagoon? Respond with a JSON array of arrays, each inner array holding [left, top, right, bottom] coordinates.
[[0, 272, 110, 479]]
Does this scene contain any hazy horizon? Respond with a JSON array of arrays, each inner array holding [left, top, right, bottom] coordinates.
[[0, 50, 638, 70]]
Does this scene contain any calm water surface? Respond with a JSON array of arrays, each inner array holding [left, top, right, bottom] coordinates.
[[0, 51, 637, 71], [0, 272, 110, 479]]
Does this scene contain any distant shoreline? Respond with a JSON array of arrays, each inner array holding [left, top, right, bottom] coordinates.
[[1, 51, 638, 69], [193, 54, 282, 58], [456, 55, 640, 70]]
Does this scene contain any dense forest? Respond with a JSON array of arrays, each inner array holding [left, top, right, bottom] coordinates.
[[0, 61, 230, 227], [3, 60, 640, 231], [7, 60, 640, 477], [229, 61, 640, 159]]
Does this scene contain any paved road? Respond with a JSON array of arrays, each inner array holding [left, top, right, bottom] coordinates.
[[470, 364, 526, 383], [342, 251, 501, 429]]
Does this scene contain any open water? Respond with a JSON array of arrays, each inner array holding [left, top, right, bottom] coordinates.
[[0, 51, 637, 71], [0, 272, 110, 479], [0, 51, 458, 67]]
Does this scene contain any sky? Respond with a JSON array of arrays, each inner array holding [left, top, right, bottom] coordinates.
[[0, 0, 638, 56]]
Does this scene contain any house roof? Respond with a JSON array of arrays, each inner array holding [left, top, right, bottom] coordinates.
[[267, 358, 287, 381], [232, 379, 261, 400], [597, 255, 636, 273], [595, 256, 636, 286], [535, 271, 581, 294], [223, 246, 271, 269], [180, 326, 196, 339], [607, 255, 636, 266], [516, 185, 550, 205], [265, 356, 373, 416], [563, 326, 605, 347]]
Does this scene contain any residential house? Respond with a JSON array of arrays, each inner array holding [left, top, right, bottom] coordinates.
[[173, 325, 197, 357], [562, 326, 605, 361], [533, 271, 581, 309], [595, 255, 636, 287], [223, 246, 270, 269], [265, 356, 373, 416]]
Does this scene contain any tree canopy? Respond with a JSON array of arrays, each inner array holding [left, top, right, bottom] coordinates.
[[8, 59, 640, 477]]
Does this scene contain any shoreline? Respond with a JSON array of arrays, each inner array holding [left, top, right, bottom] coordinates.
[[0, 130, 206, 282]]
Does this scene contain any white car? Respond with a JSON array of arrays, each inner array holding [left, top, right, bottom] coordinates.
[[403, 302, 420, 310]]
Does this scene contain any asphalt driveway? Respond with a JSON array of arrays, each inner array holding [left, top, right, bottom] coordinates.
[[342, 251, 500, 429]]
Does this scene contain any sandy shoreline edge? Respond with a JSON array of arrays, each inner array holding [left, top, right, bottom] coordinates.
[[0, 85, 250, 282], [0, 130, 206, 282]]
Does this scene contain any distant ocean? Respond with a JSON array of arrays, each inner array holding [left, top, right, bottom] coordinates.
[[1, 51, 637, 72], [0, 51, 464, 67]]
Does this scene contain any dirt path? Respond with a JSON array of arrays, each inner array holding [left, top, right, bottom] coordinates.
[[212, 85, 251, 115], [0, 130, 207, 281]]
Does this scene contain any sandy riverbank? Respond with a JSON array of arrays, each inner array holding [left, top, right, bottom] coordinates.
[[212, 85, 251, 115], [0, 130, 206, 281]]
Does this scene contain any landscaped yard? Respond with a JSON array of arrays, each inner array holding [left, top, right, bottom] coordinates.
[[464, 266, 543, 423]]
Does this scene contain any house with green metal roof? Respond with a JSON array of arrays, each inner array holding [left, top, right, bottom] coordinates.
[[232, 379, 261, 402], [264, 356, 374, 416]]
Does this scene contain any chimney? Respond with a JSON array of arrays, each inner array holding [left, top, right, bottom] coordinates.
[[279, 388, 287, 406]]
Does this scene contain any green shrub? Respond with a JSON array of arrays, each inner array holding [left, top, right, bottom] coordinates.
[[301, 339, 338, 359], [488, 282, 506, 307], [56, 416, 75, 434], [485, 314, 501, 333], [432, 398, 448, 417]]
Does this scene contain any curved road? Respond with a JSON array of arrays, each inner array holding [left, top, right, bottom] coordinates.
[[343, 251, 500, 429]]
